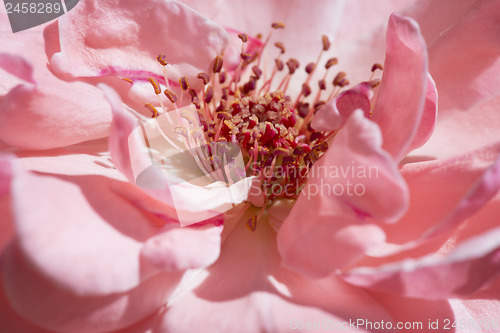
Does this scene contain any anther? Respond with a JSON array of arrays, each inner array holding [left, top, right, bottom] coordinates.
[[322, 35, 331, 51], [148, 77, 161, 95], [271, 22, 285, 29], [338, 78, 349, 88], [240, 53, 252, 62], [205, 86, 214, 103], [302, 83, 312, 97], [213, 55, 223, 73], [217, 112, 232, 120], [275, 59, 284, 71], [179, 76, 189, 91], [219, 71, 227, 84], [238, 33, 248, 43], [189, 89, 197, 100], [318, 79, 326, 90], [247, 216, 257, 232], [163, 89, 178, 103], [286, 58, 299, 74], [275, 42, 286, 54], [333, 72, 347, 86], [144, 103, 159, 118], [305, 63, 316, 74], [197, 73, 210, 85], [252, 66, 263, 79], [371, 63, 384, 72], [325, 57, 338, 69], [157, 54, 168, 66]]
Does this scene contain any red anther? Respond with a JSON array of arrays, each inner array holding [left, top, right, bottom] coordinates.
[[297, 102, 310, 118], [313, 101, 326, 111], [310, 131, 322, 142], [318, 79, 326, 90], [213, 55, 223, 73], [275, 59, 284, 71], [293, 146, 305, 156], [221, 87, 229, 100], [204, 86, 213, 103], [197, 73, 210, 85], [247, 216, 257, 232], [325, 57, 338, 69], [238, 33, 248, 43], [271, 22, 285, 29], [301, 83, 312, 97], [157, 54, 168, 66], [148, 77, 161, 95], [192, 96, 201, 109], [338, 78, 349, 87], [163, 89, 178, 103], [252, 66, 263, 79], [333, 72, 347, 86], [219, 71, 227, 84], [371, 63, 384, 72], [216, 100, 226, 112], [286, 58, 299, 74], [305, 62, 316, 74], [217, 112, 232, 120], [322, 35, 331, 51], [179, 76, 189, 91], [189, 89, 197, 100], [240, 53, 252, 62], [275, 42, 286, 54]]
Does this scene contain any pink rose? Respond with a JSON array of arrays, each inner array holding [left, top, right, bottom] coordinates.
[[1, 0, 500, 332]]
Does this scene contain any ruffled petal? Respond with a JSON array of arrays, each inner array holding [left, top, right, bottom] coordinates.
[[2, 243, 181, 333], [278, 110, 407, 277], [311, 83, 371, 132], [371, 13, 428, 162], [319, 110, 408, 222], [141, 225, 222, 272], [343, 227, 500, 299], [426, 0, 500, 112], [51, 0, 229, 81], [117, 211, 397, 333], [407, 73, 438, 152]]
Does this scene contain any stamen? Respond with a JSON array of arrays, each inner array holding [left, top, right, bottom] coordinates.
[[157, 54, 168, 66], [179, 76, 189, 91], [164, 89, 178, 104], [197, 73, 210, 85], [275, 42, 286, 54], [322, 35, 331, 51], [148, 77, 162, 95], [213, 55, 224, 73], [144, 103, 159, 118]]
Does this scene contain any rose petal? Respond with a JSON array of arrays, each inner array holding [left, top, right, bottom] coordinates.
[[343, 227, 500, 298], [141, 225, 222, 272], [371, 13, 428, 162], [52, 0, 229, 81], [2, 243, 181, 333], [426, 0, 500, 112], [311, 83, 371, 132], [319, 110, 408, 222], [407, 73, 438, 152], [120, 212, 397, 333]]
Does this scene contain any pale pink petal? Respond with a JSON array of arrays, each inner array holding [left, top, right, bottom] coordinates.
[[413, 95, 500, 160], [343, 227, 500, 298], [426, 0, 500, 112], [0, 53, 35, 84], [2, 243, 181, 333], [0, 55, 112, 150], [141, 225, 222, 272], [449, 298, 500, 333], [181, 0, 345, 68], [379, 142, 500, 248], [277, 195, 386, 277], [10, 168, 160, 295], [407, 73, 438, 152], [120, 212, 397, 333], [311, 83, 371, 132], [320, 110, 408, 222], [51, 0, 229, 81], [278, 110, 407, 277], [371, 13, 428, 162], [403, 0, 479, 46]]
